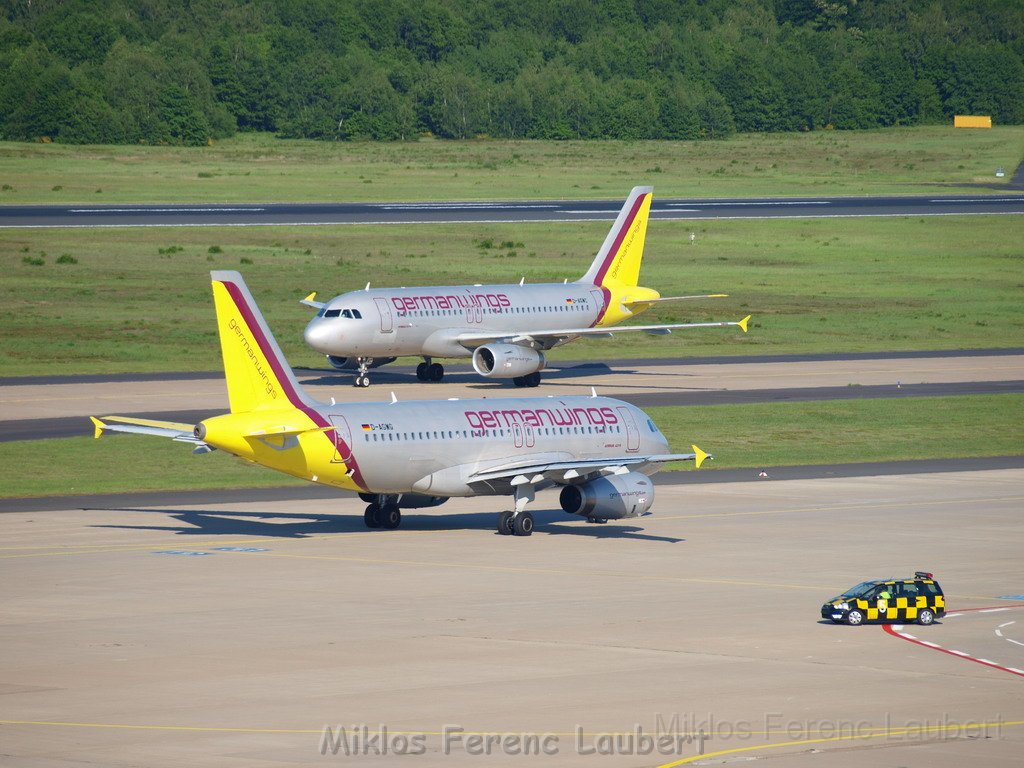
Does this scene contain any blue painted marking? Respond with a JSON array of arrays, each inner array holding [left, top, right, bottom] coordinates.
[[996, 595, 1024, 600], [212, 547, 269, 552], [154, 550, 213, 556]]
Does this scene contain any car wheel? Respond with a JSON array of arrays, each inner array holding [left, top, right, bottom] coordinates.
[[917, 608, 935, 626], [846, 609, 864, 626]]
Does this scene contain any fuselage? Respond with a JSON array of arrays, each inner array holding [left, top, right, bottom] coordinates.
[[200, 395, 669, 497], [304, 282, 613, 358]]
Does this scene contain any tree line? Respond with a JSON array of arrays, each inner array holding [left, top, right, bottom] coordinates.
[[1, 0, 1022, 145]]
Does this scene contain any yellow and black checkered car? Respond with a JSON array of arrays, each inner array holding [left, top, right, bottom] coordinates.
[[821, 572, 945, 626]]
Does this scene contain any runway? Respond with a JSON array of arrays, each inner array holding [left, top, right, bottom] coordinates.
[[2, 468, 1022, 766], [2, 193, 1023, 228], [3, 350, 1021, 441]]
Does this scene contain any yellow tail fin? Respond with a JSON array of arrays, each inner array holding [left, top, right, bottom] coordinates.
[[211, 271, 316, 414], [580, 186, 653, 288]]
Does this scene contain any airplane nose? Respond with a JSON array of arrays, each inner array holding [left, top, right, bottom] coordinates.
[[303, 320, 338, 352]]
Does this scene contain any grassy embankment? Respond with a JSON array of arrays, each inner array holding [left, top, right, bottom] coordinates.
[[2, 215, 1022, 377], [0, 126, 1022, 204], [1, 127, 1021, 497], [1, 394, 1020, 498]]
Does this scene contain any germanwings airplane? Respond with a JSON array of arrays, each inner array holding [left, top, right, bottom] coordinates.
[[302, 186, 749, 387], [91, 271, 712, 537]]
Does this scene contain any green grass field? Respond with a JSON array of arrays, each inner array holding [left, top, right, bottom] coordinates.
[[1, 126, 1021, 497], [1, 126, 1022, 204], [2, 395, 1018, 498], [2, 214, 1022, 376]]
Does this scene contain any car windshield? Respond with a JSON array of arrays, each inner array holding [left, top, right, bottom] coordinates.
[[840, 581, 878, 599]]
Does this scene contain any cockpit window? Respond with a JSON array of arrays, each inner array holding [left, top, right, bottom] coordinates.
[[316, 307, 327, 318], [323, 308, 362, 319]]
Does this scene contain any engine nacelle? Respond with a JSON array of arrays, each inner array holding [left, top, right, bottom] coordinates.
[[559, 472, 655, 521], [471, 344, 545, 378], [327, 356, 396, 371]]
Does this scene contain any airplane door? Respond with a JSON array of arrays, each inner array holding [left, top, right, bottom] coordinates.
[[617, 406, 641, 452], [328, 415, 354, 462], [511, 422, 524, 448], [590, 289, 606, 319], [374, 298, 394, 333]]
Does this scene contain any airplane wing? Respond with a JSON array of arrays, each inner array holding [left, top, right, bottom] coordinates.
[[468, 445, 710, 484], [300, 291, 326, 310], [454, 315, 749, 349]]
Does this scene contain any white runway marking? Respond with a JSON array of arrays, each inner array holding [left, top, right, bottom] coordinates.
[[998, 621, 1016, 628], [667, 200, 831, 207], [980, 607, 1010, 613], [70, 207, 265, 213], [931, 197, 1024, 203]]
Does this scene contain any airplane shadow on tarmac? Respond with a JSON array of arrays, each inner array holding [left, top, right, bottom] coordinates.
[[87, 506, 683, 543]]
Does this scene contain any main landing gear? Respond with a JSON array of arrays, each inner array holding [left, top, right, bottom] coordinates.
[[353, 357, 374, 388], [416, 357, 444, 382], [496, 482, 536, 536], [497, 510, 534, 536], [511, 372, 542, 388], [361, 493, 402, 529]]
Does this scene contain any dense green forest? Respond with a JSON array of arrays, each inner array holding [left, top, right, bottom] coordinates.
[[2, 0, 1022, 145]]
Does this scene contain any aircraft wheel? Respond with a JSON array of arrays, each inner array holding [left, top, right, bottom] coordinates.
[[497, 511, 514, 535], [512, 511, 534, 536], [525, 372, 541, 387], [427, 363, 444, 382], [354, 375, 370, 388], [364, 503, 382, 529], [512, 376, 525, 387], [380, 503, 402, 530], [416, 363, 428, 382]]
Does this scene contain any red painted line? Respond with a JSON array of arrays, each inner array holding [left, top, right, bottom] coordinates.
[[882, 604, 1024, 679]]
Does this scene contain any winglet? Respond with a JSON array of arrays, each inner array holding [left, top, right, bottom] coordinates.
[[300, 291, 325, 310], [738, 315, 751, 333], [90, 416, 105, 439], [691, 444, 710, 469]]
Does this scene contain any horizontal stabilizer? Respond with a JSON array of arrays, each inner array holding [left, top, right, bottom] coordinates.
[[91, 416, 205, 444], [624, 293, 729, 305]]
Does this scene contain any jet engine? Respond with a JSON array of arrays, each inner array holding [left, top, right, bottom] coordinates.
[[471, 344, 545, 378], [559, 472, 655, 521], [327, 356, 396, 371]]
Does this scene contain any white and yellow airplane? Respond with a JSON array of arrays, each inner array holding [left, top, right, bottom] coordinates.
[[92, 271, 715, 537], [302, 186, 749, 387]]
